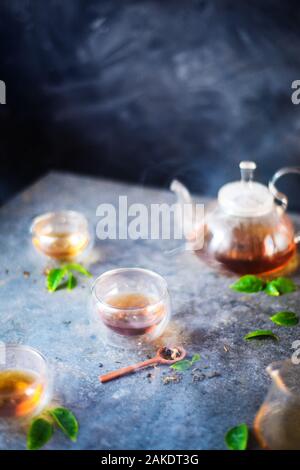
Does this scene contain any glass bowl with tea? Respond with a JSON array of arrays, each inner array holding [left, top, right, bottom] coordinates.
[[91, 268, 171, 347], [0, 344, 51, 420], [31, 210, 91, 261]]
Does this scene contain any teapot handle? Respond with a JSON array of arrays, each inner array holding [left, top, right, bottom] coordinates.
[[269, 167, 300, 244], [269, 166, 300, 210], [269, 167, 300, 210]]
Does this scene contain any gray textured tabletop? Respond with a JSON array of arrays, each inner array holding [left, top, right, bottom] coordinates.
[[0, 172, 300, 450]]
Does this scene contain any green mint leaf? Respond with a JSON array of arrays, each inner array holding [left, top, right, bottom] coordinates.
[[270, 311, 299, 327], [191, 354, 201, 365], [264, 281, 280, 297], [49, 407, 79, 442], [63, 263, 91, 277], [47, 268, 67, 292], [244, 329, 278, 341], [170, 360, 192, 371], [269, 277, 297, 295], [170, 353, 200, 371], [46, 264, 91, 293], [27, 417, 54, 450], [230, 275, 264, 294], [67, 273, 77, 290], [225, 423, 248, 450]]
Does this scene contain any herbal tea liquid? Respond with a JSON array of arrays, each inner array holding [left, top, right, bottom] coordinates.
[[33, 231, 89, 260], [0, 370, 43, 418], [98, 293, 166, 336]]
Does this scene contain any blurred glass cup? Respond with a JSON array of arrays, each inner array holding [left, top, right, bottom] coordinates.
[[31, 210, 91, 261], [0, 344, 52, 420], [254, 359, 300, 449]]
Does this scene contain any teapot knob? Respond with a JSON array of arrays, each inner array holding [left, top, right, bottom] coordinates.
[[239, 161, 256, 183]]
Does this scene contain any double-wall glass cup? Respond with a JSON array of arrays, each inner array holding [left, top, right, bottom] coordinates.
[[30, 210, 91, 261], [0, 344, 52, 420], [91, 268, 171, 348]]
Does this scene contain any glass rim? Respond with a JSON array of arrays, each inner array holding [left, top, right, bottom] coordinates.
[[0, 344, 49, 398], [30, 210, 89, 236], [91, 267, 169, 311]]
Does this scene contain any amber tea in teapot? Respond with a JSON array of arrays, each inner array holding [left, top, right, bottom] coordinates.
[[207, 210, 296, 274], [172, 162, 300, 275]]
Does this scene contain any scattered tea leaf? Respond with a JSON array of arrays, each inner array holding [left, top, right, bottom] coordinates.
[[268, 277, 297, 295], [46, 263, 91, 292], [270, 311, 299, 327], [49, 407, 79, 442], [27, 417, 54, 450], [225, 423, 248, 450], [231, 275, 296, 297], [191, 353, 201, 365], [264, 282, 280, 297], [162, 374, 182, 384], [244, 329, 278, 341], [170, 353, 200, 371], [230, 275, 264, 294], [64, 263, 91, 277], [47, 268, 67, 292], [170, 359, 192, 371], [67, 273, 77, 290]]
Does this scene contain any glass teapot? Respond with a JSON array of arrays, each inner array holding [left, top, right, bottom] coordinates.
[[171, 162, 300, 274], [254, 359, 300, 450]]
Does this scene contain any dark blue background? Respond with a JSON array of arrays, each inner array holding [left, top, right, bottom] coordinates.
[[0, 0, 300, 208]]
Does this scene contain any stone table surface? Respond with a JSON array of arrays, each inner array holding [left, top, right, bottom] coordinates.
[[0, 172, 300, 450]]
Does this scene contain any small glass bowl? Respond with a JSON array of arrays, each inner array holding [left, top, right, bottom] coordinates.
[[91, 268, 171, 348], [30, 210, 91, 261], [0, 344, 52, 420]]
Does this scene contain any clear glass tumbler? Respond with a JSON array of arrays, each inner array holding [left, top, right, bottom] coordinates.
[[91, 268, 171, 348]]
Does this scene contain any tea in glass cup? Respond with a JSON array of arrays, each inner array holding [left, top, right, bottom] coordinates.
[[31, 211, 90, 261], [91, 268, 171, 347], [0, 344, 51, 419]]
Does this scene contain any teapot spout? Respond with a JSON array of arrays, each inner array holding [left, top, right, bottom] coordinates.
[[266, 361, 282, 379], [170, 180, 204, 251], [266, 361, 290, 394], [170, 179, 193, 205]]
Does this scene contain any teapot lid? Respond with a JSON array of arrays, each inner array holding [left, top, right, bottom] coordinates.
[[218, 161, 274, 217]]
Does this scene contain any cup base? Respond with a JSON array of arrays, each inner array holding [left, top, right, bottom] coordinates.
[[91, 305, 171, 350]]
